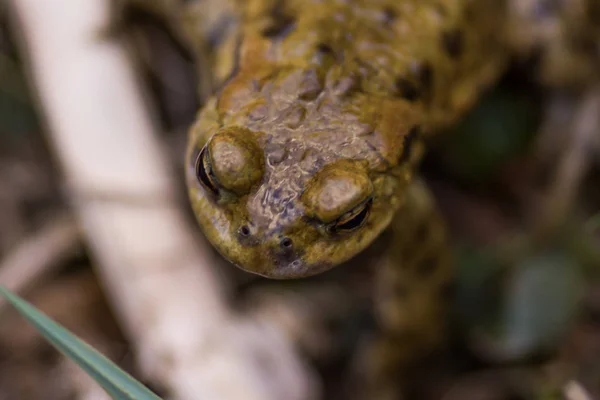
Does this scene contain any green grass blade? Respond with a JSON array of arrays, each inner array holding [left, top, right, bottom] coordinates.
[[0, 285, 163, 400]]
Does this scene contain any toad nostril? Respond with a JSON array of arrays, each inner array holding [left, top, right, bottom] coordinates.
[[240, 225, 251, 236], [280, 237, 293, 249]]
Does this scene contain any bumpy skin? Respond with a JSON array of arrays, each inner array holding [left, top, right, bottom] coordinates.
[[183, 0, 507, 278]]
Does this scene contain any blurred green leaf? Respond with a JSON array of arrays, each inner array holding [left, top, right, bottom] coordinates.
[[0, 285, 163, 400], [458, 247, 584, 363], [438, 84, 541, 183], [494, 252, 583, 359]]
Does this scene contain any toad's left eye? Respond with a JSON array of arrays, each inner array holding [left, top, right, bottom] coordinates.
[[301, 159, 374, 233], [329, 198, 372, 234]]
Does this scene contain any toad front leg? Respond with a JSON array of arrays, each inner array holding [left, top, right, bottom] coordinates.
[[350, 180, 453, 400]]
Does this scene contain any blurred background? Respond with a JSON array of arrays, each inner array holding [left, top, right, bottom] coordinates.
[[1, 2, 600, 399]]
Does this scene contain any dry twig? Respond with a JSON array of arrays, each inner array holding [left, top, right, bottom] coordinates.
[[0, 213, 80, 311], [536, 88, 600, 236]]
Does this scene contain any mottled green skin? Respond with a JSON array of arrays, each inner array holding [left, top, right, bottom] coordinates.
[[184, 0, 507, 278]]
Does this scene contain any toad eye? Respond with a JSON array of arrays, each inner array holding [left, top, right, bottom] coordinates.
[[301, 159, 374, 234], [329, 198, 372, 234], [195, 146, 220, 196], [195, 127, 265, 196]]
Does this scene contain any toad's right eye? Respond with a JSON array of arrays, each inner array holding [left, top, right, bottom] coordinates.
[[195, 126, 265, 197], [195, 146, 220, 196]]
